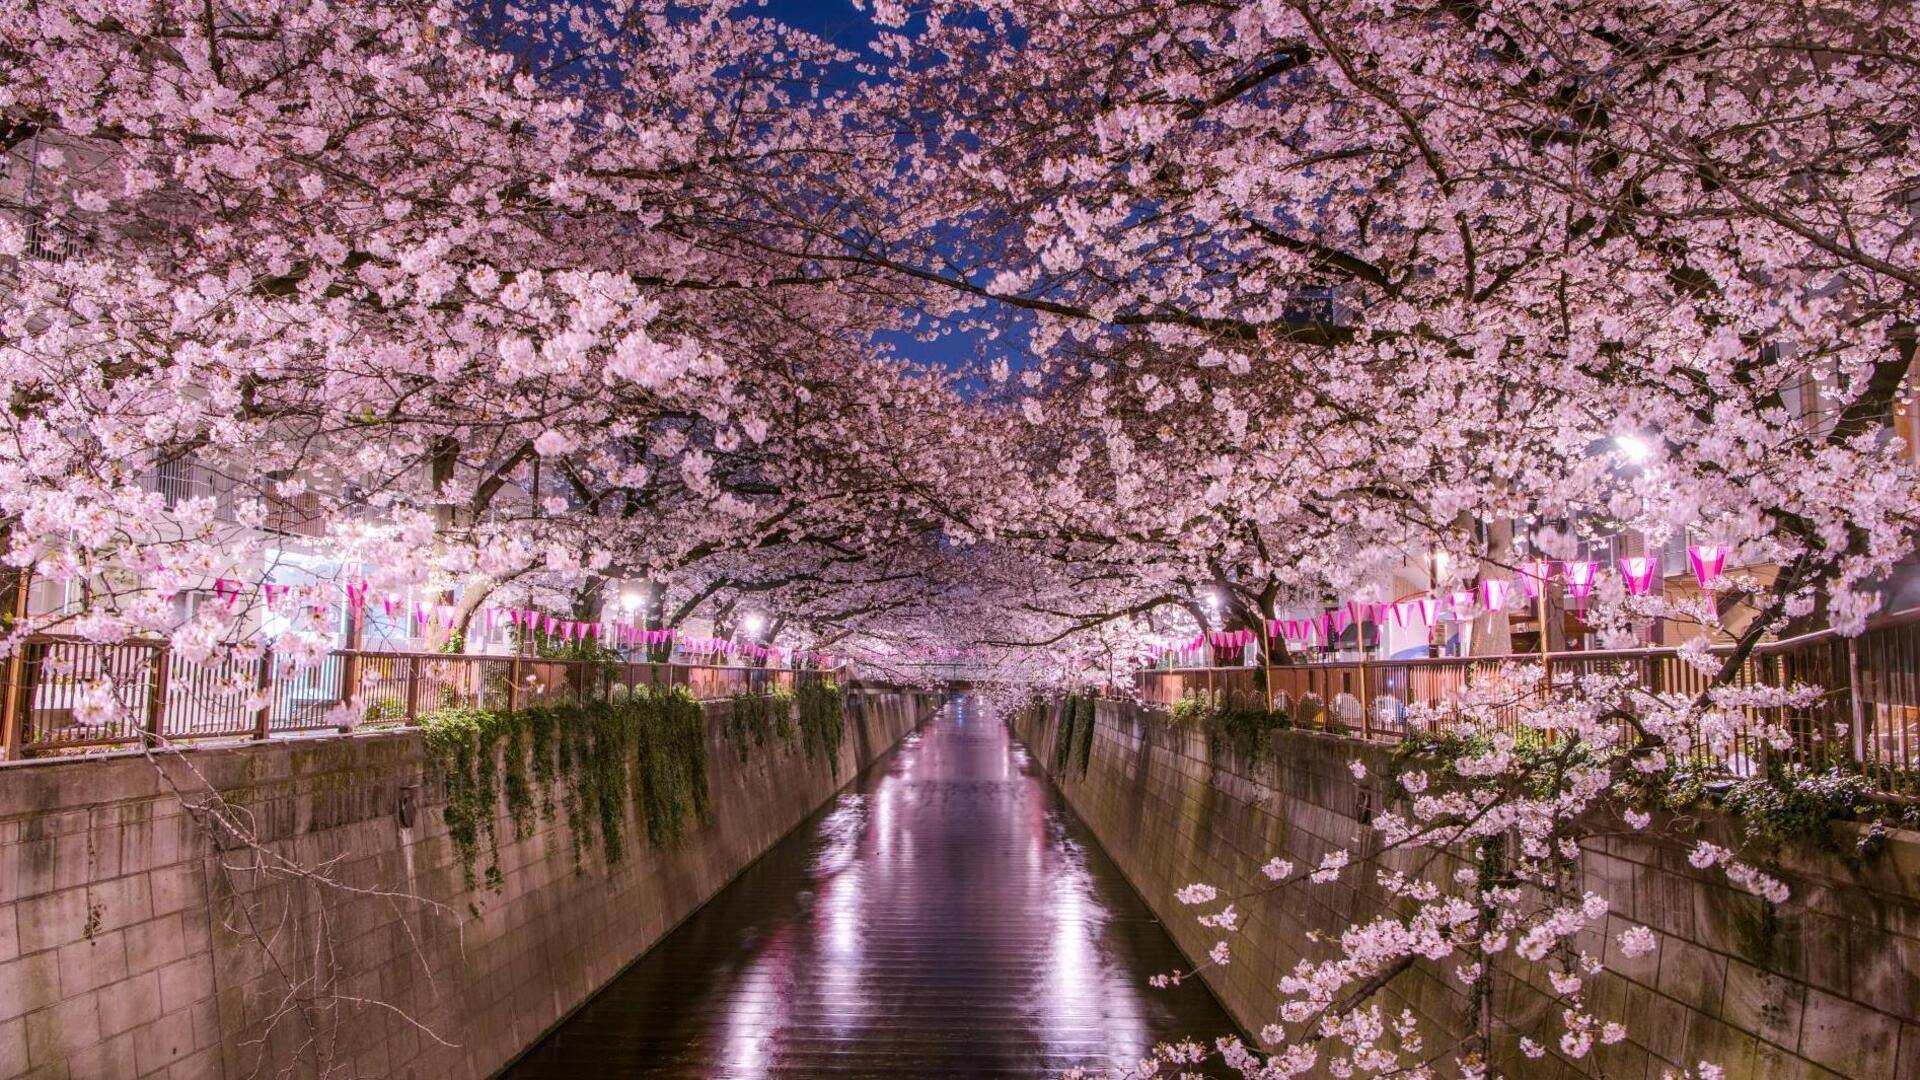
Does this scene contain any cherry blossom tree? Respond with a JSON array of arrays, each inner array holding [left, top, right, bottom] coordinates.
[[4, 0, 1919, 1075], [826, 2, 1919, 1074]]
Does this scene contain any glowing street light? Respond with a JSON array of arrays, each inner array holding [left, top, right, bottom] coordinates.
[[743, 613, 766, 637], [1613, 432, 1654, 464]]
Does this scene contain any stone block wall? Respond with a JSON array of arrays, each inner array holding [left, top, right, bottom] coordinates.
[[0, 687, 939, 1080], [1013, 698, 1920, 1079]]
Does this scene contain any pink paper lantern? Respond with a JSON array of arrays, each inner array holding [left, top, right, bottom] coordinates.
[[1481, 578, 1513, 613], [1563, 561, 1599, 606], [1687, 544, 1727, 588], [1515, 560, 1552, 599], [1450, 589, 1476, 616], [1413, 598, 1439, 625], [1618, 556, 1659, 596]]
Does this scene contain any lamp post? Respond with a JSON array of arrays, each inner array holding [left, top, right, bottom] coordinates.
[[741, 613, 766, 667]]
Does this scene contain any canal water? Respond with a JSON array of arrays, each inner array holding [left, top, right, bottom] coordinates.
[[503, 695, 1239, 1078]]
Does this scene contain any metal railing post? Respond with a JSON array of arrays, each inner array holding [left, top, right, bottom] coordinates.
[[0, 568, 30, 759], [1846, 636, 1866, 769], [0, 641, 23, 761], [1358, 659, 1372, 740], [253, 646, 274, 740], [404, 655, 421, 724], [145, 644, 170, 743], [507, 649, 522, 712], [339, 603, 363, 731]]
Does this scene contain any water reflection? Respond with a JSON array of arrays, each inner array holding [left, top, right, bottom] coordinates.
[[505, 696, 1237, 1078]]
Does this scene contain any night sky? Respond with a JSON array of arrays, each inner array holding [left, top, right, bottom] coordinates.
[[757, 0, 878, 46], [756, 0, 1014, 388]]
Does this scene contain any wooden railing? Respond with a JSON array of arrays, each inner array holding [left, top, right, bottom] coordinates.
[[1137, 609, 1920, 794], [1, 640, 841, 757]]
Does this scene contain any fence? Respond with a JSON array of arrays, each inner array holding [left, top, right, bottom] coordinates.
[[1, 640, 840, 757], [1137, 609, 1920, 794]]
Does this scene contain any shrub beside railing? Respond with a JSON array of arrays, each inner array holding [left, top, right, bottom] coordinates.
[[1137, 609, 1920, 795]]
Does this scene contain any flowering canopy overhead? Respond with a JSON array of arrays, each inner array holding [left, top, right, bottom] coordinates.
[[0, 0, 1915, 670], [5, 2, 1920, 1075]]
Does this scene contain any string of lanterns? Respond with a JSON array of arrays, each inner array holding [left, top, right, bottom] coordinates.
[[203, 578, 841, 667], [1143, 545, 1729, 659]]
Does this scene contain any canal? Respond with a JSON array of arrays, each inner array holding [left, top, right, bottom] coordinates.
[[503, 695, 1239, 1078]]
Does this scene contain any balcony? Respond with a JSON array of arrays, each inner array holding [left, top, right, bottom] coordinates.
[[136, 456, 330, 539]]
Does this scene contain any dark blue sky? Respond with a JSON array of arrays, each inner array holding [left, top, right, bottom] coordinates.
[[755, 0, 1014, 389], [759, 0, 877, 47]]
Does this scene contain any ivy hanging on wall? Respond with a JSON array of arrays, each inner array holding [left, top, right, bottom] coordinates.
[[796, 682, 846, 772], [421, 684, 712, 890], [729, 688, 795, 761], [1074, 696, 1097, 775], [1165, 690, 1295, 765], [1053, 695, 1079, 774], [1047, 694, 1096, 778]]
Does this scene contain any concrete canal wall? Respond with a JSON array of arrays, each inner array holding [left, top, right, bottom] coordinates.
[[0, 688, 940, 1080], [1015, 698, 1920, 1079]]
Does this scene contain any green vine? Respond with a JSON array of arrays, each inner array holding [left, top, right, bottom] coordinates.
[[728, 688, 795, 761], [1169, 690, 1210, 728], [1073, 694, 1097, 775], [1053, 695, 1080, 773], [1208, 698, 1292, 762], [796, 681, 845, 771], [1660, 762, 1893, 866], [1167, 690, 1293, 764], [637, 687, 712, 844], [420, 684, 713, 889], [1043, 694, 1100, 777]]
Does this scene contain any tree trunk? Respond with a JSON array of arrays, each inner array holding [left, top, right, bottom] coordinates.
[[1471, 518, 1515, 656]]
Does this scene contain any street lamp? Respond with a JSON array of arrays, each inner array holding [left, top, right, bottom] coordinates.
[[743, 613, 765, 637], [1613, 432, 1653, 464]]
